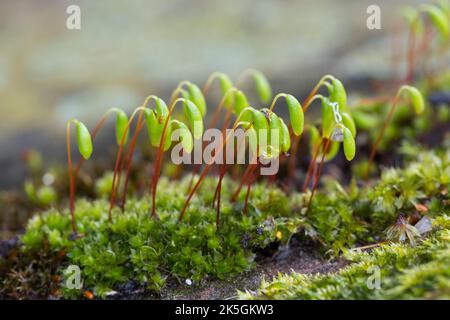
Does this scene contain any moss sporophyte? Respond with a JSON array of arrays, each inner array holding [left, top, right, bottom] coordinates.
[[54, 60, 447, 299], [66, 119, 93, 232], [62, 71, 364, 232], [403, 2, 450, 83], [366, 85, 425, 179], [59, 67, 437, 242]]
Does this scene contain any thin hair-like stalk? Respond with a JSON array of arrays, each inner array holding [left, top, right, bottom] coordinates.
[[150, 98, 201, 218], [235, 68, 256, 88], [119, 117, 146, 211], [211, 107, 234, 205], [302, 75, 334, 112], [73, 113, 108, 177], [243, 160, 260, 214], [287, 133, 302, 183], [365, 95, 401, 180], [211, 108, 234, 228], [366, 85, 424, 180], [179, 111, 252, 223], [306, 138, 331, 213], [119, 95, 160, 210], [289, 94, 326, 186], [66, 119, 92, 233], [169, 81, 191, 105], [202, 72, 232, 98], [235, 69, 272, 105], [208, 88, 239, 129], [302, 138, 324, 192], [186, 88, 239, 194], [74, 107, 129, 178], [108, 106, 147, 221], [287, 76, 333, 179], [267, 93, 305, 182], [66, 120, 77, 232], [230, 154, 258, 203]]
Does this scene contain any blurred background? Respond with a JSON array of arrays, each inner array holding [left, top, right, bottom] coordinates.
[[0, 0, 423, 189]]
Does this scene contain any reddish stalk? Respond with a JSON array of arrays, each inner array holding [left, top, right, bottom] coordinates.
[[68, 106, 135, 229], [211, 176, 221, 208], [150, 137, 167, 218], [68, 111, 120, 229], [214, 174, 223, 228], [218, 132, 260, 220], [266, 94, 297, 185], [179, 156, 218, 223], [186, 162, 200, 194], [107, 95, 159, 218], [120, 116, 146, 211], [231, 144, 240, 180], [108, 140, 128, 220], [211, 109, 233, 228], [181, 97, 285, 222], [208, 93, 232, 130], [243, 161, 260, 214], [365, 94, 401, 180], [211, 154, 226, 208], [186, 89, 238, 193], [114, 147, 128, 204], [150, 98, 191, 218], [306, 138, 330, 213], [66, 122, 77, 233], [229, 70, 267, 179], [202, 72, 226, 97], [302, 76, 332, 113], [211, 153, 227, 209], [109, 107, 148, 221], [180, 117, 247, 222], [287, 75, 332, 185], [287, 133, 301, 183], [235, 69, 254, 88], [231, 158, 258, 203], [302, 138, 324, 192], [243, 184, 252, 214], [353, 96, 391, 107]]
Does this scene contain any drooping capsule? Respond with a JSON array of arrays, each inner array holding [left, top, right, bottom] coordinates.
[[75, 121, 93, 159]]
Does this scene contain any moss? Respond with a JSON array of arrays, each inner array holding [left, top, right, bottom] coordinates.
[[239, 216, 450, 300], [367, 149, 449, 229], [4, 147, 449, 299], [16, 177, 286, 298], [239, 148, 450, 300]]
